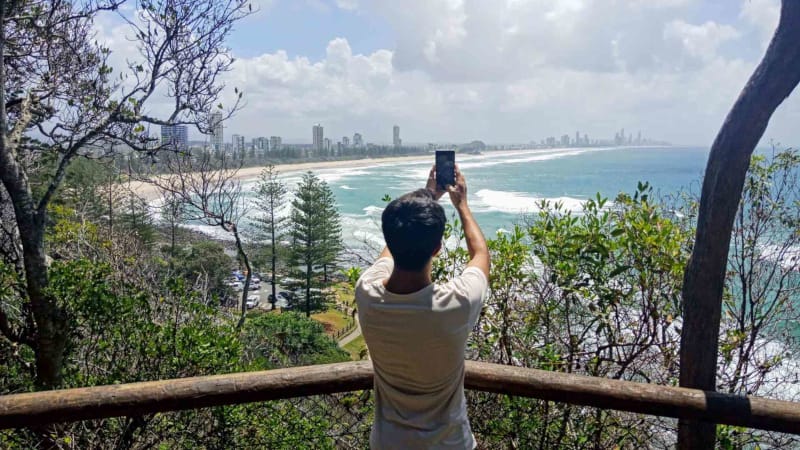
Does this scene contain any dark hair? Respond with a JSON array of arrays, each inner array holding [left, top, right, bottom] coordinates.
[[381, 189, 446, 271]]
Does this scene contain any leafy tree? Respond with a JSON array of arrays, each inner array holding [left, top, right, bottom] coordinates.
[[253, 165, 288, 309], [240, 312, 348, 368], [712, 149, 800, 448], [289, 172, 341, 316], [118, 190, 156, 246], [0, 0, 251, 388], [456, 185, 694, 449], [149, 151, 254, 328], [58, 158, 125, 229], [160, 190, 186, 259], [319, 181, 343, 283], [175, 241, 233, 303]]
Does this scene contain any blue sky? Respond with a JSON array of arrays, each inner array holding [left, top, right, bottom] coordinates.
[[229, 1, 393, 60], [98, 0, 799, 146]]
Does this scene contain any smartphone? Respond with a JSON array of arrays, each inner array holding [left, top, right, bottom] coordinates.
[[435, 150, 456, 190]]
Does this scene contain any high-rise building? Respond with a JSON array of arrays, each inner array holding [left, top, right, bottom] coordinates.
[[393, 125, 401, 148], [353, 133, 363, 147], [323, 137, 331, 152], [561, 134, 570, 147], [210, 111, 223, 152], [313, 124, 324, 152], [575, 131, 580, 146], [269, 136, 282, 151], [253, 137, 269, 154], [342, 136, 350, 147], [232, 134, 245, 152], [160, 124, 188, 151]]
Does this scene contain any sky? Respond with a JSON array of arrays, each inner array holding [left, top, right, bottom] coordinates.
[[96, 0, 799, 146]]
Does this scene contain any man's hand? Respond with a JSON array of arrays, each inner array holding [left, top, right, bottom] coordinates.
[[425, 165, 446, 200], [447, 165, 468, 210]]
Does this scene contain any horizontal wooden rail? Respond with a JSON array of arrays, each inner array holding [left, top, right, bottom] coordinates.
[[1, 361, 799, 435]]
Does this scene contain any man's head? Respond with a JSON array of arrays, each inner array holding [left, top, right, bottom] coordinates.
[[382, 189, 446, 271]]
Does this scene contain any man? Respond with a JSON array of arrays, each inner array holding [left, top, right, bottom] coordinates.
[[355, 165, 490, 449]]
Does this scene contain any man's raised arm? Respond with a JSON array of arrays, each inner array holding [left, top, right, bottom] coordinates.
[[447, 167, 490, 278]]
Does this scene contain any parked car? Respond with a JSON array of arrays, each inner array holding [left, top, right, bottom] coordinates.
[[245, 294, 260, 309], [225, 280, 243, 291]]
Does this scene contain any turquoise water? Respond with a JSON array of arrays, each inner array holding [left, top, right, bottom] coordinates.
[[283, 146, 709, 247], [184, 146, 710, 246]]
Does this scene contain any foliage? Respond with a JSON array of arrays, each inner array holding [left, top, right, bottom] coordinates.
[[289, 172, 342, 316], [714, 149, 800, 448], [0, 0, 252, 388], [173, 241, 233, 302], [4, 144, 800, 448], [342, 266, 362, 287], [253, 165, 289, 308], [464, 183, 694, 448], [240, 312, 349, 369]]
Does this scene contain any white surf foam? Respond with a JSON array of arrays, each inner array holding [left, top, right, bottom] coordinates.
[[317, 169, 370, 184], [758, 244, 800, 270], [362, 205, 384, 216], [472, 189, 589, 214], [180, 223, 235, 242]]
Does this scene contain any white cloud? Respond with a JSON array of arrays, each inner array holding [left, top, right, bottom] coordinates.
[[92, 1, 800, 146], [335, 0, 358, 10], [360, 0, 740, 81], [740, 0, 780, 45], [664, 20, 740, 62]]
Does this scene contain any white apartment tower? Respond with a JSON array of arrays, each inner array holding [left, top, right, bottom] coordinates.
[[313, 124, 324, 152]]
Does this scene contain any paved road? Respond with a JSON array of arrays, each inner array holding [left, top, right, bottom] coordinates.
[[338, 315, 362, 348]]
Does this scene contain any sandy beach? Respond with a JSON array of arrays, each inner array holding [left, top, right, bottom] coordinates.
[[128, 154, 437, 201], [127, 149, 542, 201]]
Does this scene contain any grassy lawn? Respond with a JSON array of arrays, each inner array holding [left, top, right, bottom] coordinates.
[[343, 334, 367, 361], [311, 308, 351, 335], [332, 282, 355, 307]]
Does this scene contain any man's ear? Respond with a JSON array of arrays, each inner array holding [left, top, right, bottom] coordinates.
[[432, 241, 442, 257]]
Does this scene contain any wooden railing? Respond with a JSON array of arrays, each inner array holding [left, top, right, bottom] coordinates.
[[1, 361, 799, 434]]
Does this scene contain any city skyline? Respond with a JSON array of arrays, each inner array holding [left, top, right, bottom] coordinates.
[[191, 120, 665, 149]]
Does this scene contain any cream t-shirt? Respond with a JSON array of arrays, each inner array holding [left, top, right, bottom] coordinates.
[[355, 257, 488, 450]]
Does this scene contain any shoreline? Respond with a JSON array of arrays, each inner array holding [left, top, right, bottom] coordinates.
[[128, 145, 647, 201], [128, 154, 436, 201]]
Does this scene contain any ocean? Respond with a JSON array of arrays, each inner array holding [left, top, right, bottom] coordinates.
[[181, 146, 711, 248], [236, 146, 709, 249]]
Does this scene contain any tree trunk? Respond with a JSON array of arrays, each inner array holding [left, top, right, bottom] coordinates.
[[234, 229, 251, 329], [306, 261, 311, 318], [678, 2, 800, 448], [270, 209, 277, 310], [0, 1, 67, 390], [18, 206, 68, 389]]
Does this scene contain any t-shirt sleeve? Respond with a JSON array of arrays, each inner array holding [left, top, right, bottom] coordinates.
[[357, 257, 393, 287], [450, 266, 488, 325]]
